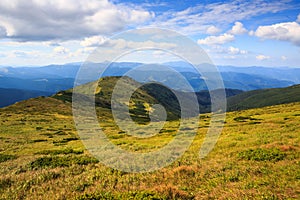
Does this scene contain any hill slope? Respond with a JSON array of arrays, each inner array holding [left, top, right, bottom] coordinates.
[[53, 76, 242, 121], [54, 76, 300, 116], [227, 84, 300, 111], [0, 94, 299, 199]]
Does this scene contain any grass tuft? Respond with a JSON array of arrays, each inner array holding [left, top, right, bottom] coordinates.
[[0, 154, 17, 163], [29, 155, 98, 169], [238, 148, 286, 161]]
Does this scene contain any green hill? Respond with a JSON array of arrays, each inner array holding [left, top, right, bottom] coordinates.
[[0, 92, 299, 199], [227, 84, 300, 111], [53, 76, 183, 123], [0, 77, 299, 199], [53, 76, 242, 122], [1, 76, 300, 199], [53, 77, 300, 119]]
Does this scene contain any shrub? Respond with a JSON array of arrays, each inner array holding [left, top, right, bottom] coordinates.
[[29, 155, 98, 169], [233, 116, 261, 122], [0, 177, 13, 190], [76, 191, 166, 200], [76, 192, 114, 200], [32, 139, 48, 143], [0, 154, 17, 163], [238, 148, 286, 162], [36, 148, 83, 155]]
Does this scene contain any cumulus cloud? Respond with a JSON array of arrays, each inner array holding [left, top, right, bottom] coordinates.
[[256, 54, 270, 60], [297, 14, 300, 23], [80, 36, 108, 47], [228, 46, 247, 54], [229, 22, 247, 35], [53, 46, 70, 54], [207, 45, 248, 55], [197, 33, 234, 45], [104, 39, 177, 50], [254, 22, 300, 46], [206, 26, 221, 35], [281, 55, 287, 60], [0, 0, 153, 41]]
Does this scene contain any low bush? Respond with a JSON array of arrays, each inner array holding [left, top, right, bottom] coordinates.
[[36, 148, 83, 155], [238, 148, 286, 162], [29, 155, 98, 169], [0, 154, 17, 163], [76, 191, 166, 200]]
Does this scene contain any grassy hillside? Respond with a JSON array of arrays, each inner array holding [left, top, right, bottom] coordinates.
[[227, 84, 300, 111], [54, 76, 184, 123], [0, 95, 299, 199], [53, 76, 242, 121]]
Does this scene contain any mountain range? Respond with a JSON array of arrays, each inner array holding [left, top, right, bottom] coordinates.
[[0, 62, 299, 108]]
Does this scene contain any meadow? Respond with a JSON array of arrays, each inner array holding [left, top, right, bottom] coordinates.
[[0, 97, 299, 199]]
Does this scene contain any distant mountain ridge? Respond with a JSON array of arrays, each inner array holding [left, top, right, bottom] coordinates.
[[0, 62, 299, 108], [218, 65, 300, 83], [1, 62, 298, 91], [1, 75, 300, 117], [0, 88, 52, 108]]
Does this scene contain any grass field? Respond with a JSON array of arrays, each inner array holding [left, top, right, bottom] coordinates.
[[0, 97, 299, 199]]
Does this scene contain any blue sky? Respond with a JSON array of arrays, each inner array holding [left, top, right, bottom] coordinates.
[[0, 0, 299, 67]]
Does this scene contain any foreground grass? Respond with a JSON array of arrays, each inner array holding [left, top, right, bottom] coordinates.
[[0, 97, 299, 199]]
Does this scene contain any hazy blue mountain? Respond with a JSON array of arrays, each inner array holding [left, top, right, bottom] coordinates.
[[221, 72, 293, 90], [0, 62, 298, 93], [0, 88, 52, 108], [0, 64, 81, 79], [218, 66, 300, 84], [0, 77, 75, 93]]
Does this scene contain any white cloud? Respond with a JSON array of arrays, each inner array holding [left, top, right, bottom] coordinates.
[[206, 26, 221, 35], [197, 33, 234, 45], [248, 30, 255, 36], [105, 39, 177, 50], [297, 14, 300, 23], [207, 45, 248, 55], [80, 36, 108, 47], [229, 22, 247, 35], [0, 0, 153, 41], [256, 54, 270, 60], [53, 46, 70, 54], [228, 46, 247, 54], [254, 22, 300, 46], [152, 0, 292, 35], [281, 55, 287, 60], [69, 47, 96, 58]]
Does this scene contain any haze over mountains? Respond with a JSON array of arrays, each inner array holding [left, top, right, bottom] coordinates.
[[0, 62, 299, 108]]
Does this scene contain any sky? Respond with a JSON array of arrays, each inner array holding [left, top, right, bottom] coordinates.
[[0, 0, 299, 67]]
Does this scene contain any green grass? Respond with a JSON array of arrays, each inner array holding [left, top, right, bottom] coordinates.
[[227, 84, 300, 111], [238, 148, 286, 161], [0, 154, 17, 163], [29, 155, 99, 170], [0, 97, 299, 199]]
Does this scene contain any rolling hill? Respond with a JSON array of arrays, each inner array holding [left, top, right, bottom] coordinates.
[[53, 76, 242, 122], [227, 84, 300, 111], [52, 76, 299, 116], [0, 85, 299, 199]]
